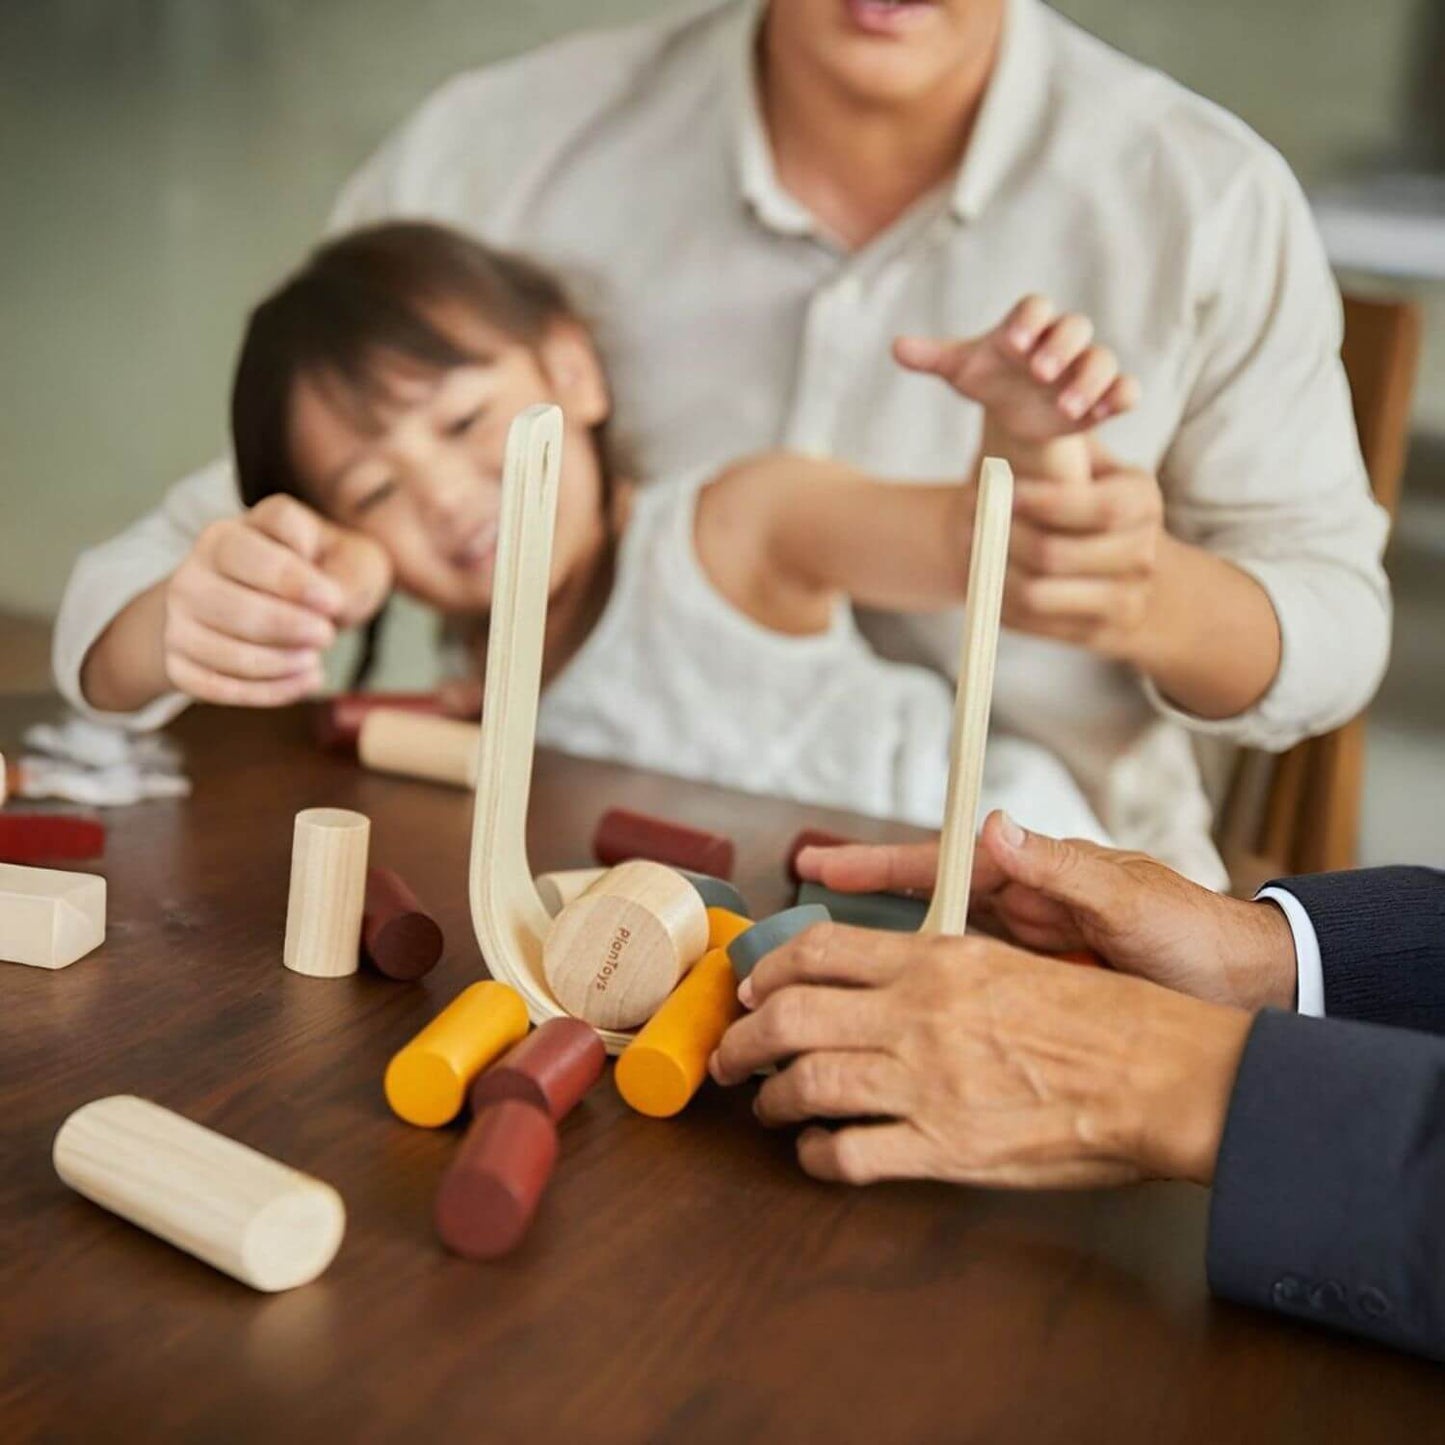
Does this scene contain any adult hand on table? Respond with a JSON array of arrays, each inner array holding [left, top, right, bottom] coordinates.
[[709, 922, 1251, 1188], [164, 495, 392, 707], [797, 810, 1298, 1012]]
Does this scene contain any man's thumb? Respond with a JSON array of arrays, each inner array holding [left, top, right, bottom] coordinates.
[[982, 810, 1105, 907]]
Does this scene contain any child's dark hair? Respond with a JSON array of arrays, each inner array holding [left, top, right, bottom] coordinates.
[[231, 220, 614, 508]]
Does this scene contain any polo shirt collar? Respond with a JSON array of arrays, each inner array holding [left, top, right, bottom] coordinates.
[[730, 0, 1052, 236]]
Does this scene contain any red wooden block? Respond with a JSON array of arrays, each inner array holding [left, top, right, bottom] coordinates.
[[0, 813, 106, 864], [468, 1018, 605, 1123], [784, 828, 854, 883], [592, 808, 735, 880], [361, 866, 444, 980], [313, 693, 444, 755], [434, 1100, 558, 1260]]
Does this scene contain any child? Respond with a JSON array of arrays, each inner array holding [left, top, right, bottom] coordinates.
[[84, 223, 1136, 839]]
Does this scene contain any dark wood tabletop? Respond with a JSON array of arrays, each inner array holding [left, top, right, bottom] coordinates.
[[0, 697, 1440, 1442]]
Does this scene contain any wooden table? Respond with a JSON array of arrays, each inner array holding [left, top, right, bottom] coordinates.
[[1, 700, 1440, 1441]]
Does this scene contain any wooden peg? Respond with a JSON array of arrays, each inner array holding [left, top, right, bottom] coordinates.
[[357, 710, 480, 789], [0, 812, 106, 864], [468, 1017, 606, 1122], [384, 980, 530, 1127], [614, 908, 752, 1118], [283, 808, 369, 978], [52, 1095, 345, 1292], [543, 860, 709, 1031], [593, 807, 735, 879], [922, 457, 1013, 936], [0, 862, 106, 969], [534, 867, 607, 918], [314, 692, 444, 754], [362, 866, 443, 980]]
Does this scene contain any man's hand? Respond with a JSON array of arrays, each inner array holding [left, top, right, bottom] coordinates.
[[163, 495, 392, 707], [709, 923, 1252, 1189], [797, 810, 1298, 1012]]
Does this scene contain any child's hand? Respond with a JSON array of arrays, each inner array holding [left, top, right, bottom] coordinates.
[[163, 495, 392, 707], [893, 296, 1139, 445]]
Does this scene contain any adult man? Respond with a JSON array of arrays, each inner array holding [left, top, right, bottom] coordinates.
[[710, 812, 1445, 1360], [57, 0, 1388, 886]]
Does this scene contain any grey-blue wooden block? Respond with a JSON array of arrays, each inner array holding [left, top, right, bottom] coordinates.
[[726, 904, 832, 980], [794, 881, 927, 932]]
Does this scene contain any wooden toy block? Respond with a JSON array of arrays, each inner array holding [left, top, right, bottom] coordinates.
[[468, 1017, 606, 1122], [534, 867, 607, 918], [0, 862, 106, 970], [314, 692, 444, 754], [357, 710, 481, 789], [614, 908, 753, 1118], [0, 812, 106, 865], [784, 828, 853, 883], [922, 457, 1012, 936], [677, 869, 750, 918], [0, 749, 6, 805], [542, 860, 709, 1031], [52, 1095, 345, 1292], [726, 904, 832, 981], [434, 1098, 558, 1260], [283, 808, 370, 979], [385, 980, 529, 1128], [794, 880, 927, 933], [593, 808, 735, 880], [362, 866, 444, 981]]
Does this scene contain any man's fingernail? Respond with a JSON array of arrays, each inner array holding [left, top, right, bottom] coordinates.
[[738, 977, 756, 1008], [999, 812, 1026, 848]]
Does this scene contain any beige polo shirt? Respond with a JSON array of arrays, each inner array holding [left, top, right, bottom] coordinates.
[[54, 0, 1390, 885]]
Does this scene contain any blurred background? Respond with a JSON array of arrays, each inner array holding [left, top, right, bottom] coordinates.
[[1, 0, 1441, 863]]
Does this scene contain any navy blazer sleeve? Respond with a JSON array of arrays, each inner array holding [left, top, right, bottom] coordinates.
[[1207, 1009, 1445, 1359], [1264, 866, 1445, 1031]]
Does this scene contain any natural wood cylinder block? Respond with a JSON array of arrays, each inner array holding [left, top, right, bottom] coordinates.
[[542, 861, 709, 1031], [0, 862, 106, 970], [314, 692, 444, 754], [535, 867, 607, 918], [358, 710, 480, 789], [384, 981, 530, 1127], [283, 808, 370, 979], [614, 908, 753, 1118], [52, 1095, 345, 1292]]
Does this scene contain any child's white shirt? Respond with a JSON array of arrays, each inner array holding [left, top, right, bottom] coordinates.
[[536, 473, 1110, 844]]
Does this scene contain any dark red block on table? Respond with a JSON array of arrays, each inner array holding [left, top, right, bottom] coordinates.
[[592, 807, 735, 880], [469, 1018, 605, 1122], [0, 813, 106, 864], [784, 827, 854, 883], [313, 693, 444, 755], [435, 1099, 559, 1260], [361, 866, 444, 980]]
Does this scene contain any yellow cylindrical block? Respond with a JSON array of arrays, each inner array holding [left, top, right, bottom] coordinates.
[[384, 981, 529, 1127], [357, 710, 480, 789], [615, 909, 752, 1118]]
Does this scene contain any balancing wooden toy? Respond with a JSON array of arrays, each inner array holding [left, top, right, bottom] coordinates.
[[468, 1017, 606, 1122], [727, 904, 832, 981], [362, 866, 444, 980], [0, 813, 106, 864], [615, 908, 753, 1118], [922, 456, 1013, 935], [794, 880, 928, 932], [314, 692, 444, 754], [434, 1098, 558, 1260], [543, 860, 709, 1031], [385, 980, 530, 1127], [358, 709, 481, 789], [283, 808, 370, 979], [52, 1095, 345, 1292], [785, 828, 853, 882], [0, 862, 106, 969], [593, 807, 735, 880], [534, 867, 607, 918]]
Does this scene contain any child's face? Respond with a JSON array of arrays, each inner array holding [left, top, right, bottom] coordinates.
[[288, 311, 611, 615]]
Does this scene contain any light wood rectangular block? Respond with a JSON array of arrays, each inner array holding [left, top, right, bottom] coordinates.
[[0, 862, 106, 969]]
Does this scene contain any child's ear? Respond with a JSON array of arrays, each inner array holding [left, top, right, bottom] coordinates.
[[539, 321, 610, 428]]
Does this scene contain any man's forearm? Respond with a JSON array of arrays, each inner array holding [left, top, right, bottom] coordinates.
[[78, 581, 173, 714]]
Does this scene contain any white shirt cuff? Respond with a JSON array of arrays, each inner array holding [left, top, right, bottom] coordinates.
[[1255, 885, 1325, 1017]]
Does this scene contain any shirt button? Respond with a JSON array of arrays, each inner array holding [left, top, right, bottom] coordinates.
[[1358, 1287, 1392, 1319], [1272, 1276, 1304, 1306], [1309, 1280, 1348, 1313]]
